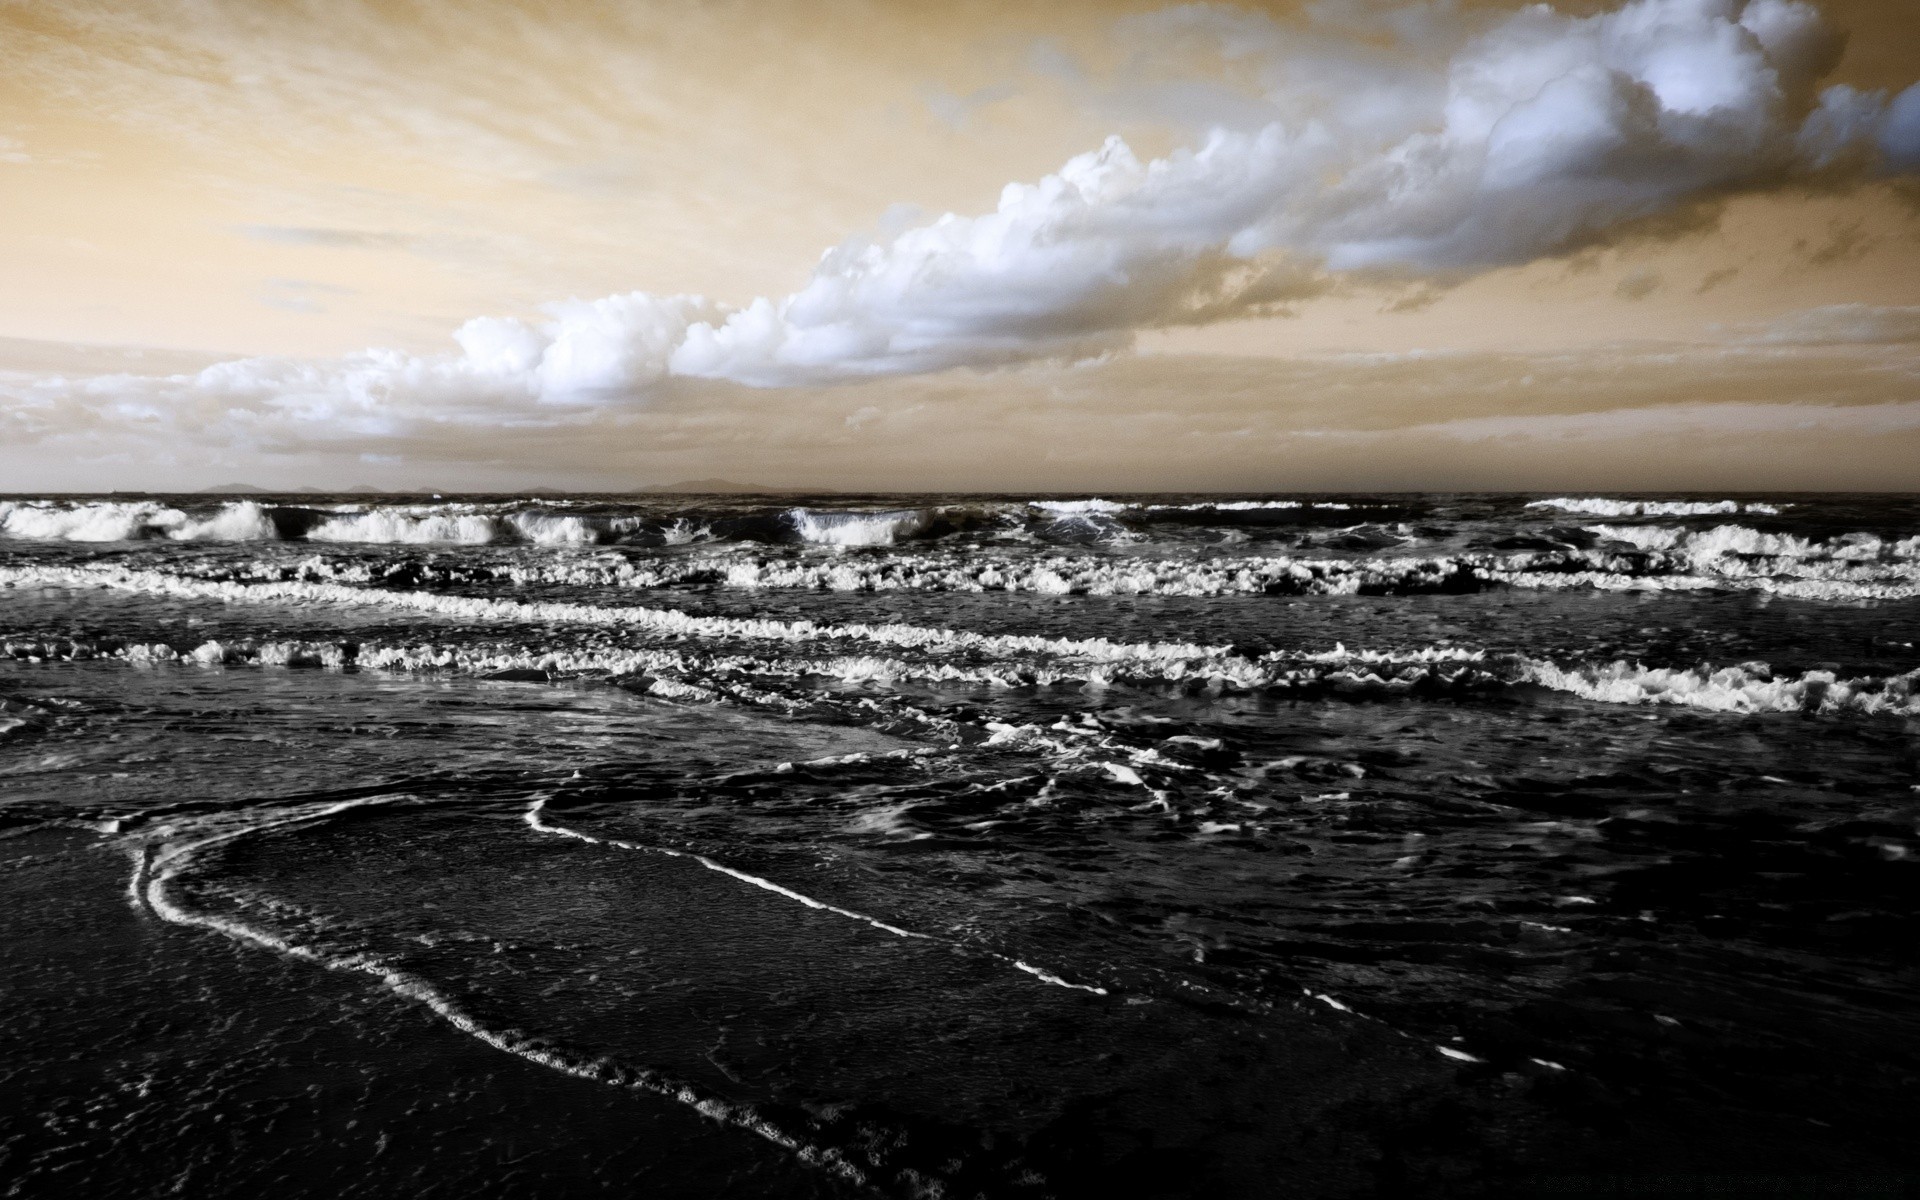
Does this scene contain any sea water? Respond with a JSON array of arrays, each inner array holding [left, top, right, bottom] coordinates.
[[3, 492, 1916, 1197]]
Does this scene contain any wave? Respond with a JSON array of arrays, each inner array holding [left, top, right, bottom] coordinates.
[[168, 501, 281, 542], [1586, 523, 1920, 563], [506, 512, 608, 546], [0, 563, 1231, 667], [1519, 659, 1920, 717], [306, 510, 502, 545], [14, 616, 1916, 721], [0, 500, 178, 542], [7, 501, 1914, 602], [0, 499, 278, 543], [0, 499, 649, 547], [171, 537, 1920, 603], [307, 509, 647, 547], [711, 552, 1477, 596], [523, 800, 1107, 994], [1030, 498, 1364, 515], [660, 517, 714, 546], [787, 507, 935, 547], [133, 800, 895, 1192], [1140, 500, 1359, 512], [162, 546, 1483, 598], [1529, 498, 1784, 517]]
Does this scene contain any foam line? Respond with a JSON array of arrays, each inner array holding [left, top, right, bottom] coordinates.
[[524, 801, 926, 941], [194, 536, 1919, 601], [1527, 498, 1784, 517], [525, 801, 1109, 996], [1009, 960, 1106, 995], [18, 627, 1919, 718], [126, 842, 152, 909], [0, 563, 1222, 666], [135, 802, 875, 1189]]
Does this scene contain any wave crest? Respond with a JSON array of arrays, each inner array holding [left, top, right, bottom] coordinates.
[[1530, 498, 1784, 517]]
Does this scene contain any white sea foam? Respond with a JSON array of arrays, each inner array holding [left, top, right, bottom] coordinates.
[[538, 539, 1920, 602], [307, 511, 501, 545], [8, 553, 1914, 719], [660, 518, 713, 546], [525, 800, 1107, 994], [1488, 567, 1920, 602], [525, 801, 931, 940], [30, 621, 1919, 725], [1034, 498, 1364, 517], [3, 624, 1502, 722], [187, 545, 1485, 599], [506, 512, 600, 546], [1588, 523, 1920, 564], [712, 551, 1475, 597], [0, 499, 283, 543], [1521, 659, 1920, 716], [0, 500, 183, 542], [1529, 498, 1784, 517], [136, 800, 874, 1188], [787, 507, 933, 547], [167, 501, 280, 542], [1141, 500, 1360, 512], [0, 562, 1231, 667]]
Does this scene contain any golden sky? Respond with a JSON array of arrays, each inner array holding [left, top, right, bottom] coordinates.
[[1, 0, 1915, 491]]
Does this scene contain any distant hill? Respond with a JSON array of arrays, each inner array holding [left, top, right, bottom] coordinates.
[[198, 482, 272, 494]]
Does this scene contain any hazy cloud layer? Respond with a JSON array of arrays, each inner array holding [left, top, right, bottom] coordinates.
[[9, 0, 1920, 439], [6, 339, 1917, 493], [1754, 303, 1920, 343], [239, 226, 421, 250]]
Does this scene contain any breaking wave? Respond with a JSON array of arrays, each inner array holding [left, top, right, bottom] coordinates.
[[195, 536, 1919, 603], [1518, 659, 1920, 717], [1586, 523, 1920, 563], [307, 510, 503, 545], [787, 507, 935, 547], [1529, 498, 1785, 517], [0, 499, 279, 543], [8, 608, 1916, 720]]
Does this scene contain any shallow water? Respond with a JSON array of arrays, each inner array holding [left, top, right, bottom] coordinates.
[[3, 491, 1917, 1197]]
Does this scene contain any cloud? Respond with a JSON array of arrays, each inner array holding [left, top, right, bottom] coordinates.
[[1753, 304, 1920, 345], [1884, 83, 1920, 171], [1697, 265, 1741, 293], [1398, 399, 1920, 442], [258, 278, 358, 314], [1616, 269, 1662, 300], [921, 83, 1016, 131], [1381, 285, 1445, 314], [1795, 218, 1874, 266], [17, 0, 1920, 428], [657, 0, 1915, 388], [238, 225, 417, 250]]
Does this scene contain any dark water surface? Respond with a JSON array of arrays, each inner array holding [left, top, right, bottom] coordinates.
[[2, 492, 1916, 1198]]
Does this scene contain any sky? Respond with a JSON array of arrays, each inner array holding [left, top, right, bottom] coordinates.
[[1, 0, 1917, 493]]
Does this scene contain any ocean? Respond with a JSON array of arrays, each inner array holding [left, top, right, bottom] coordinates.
[[2, 491, 1916, 1198]]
